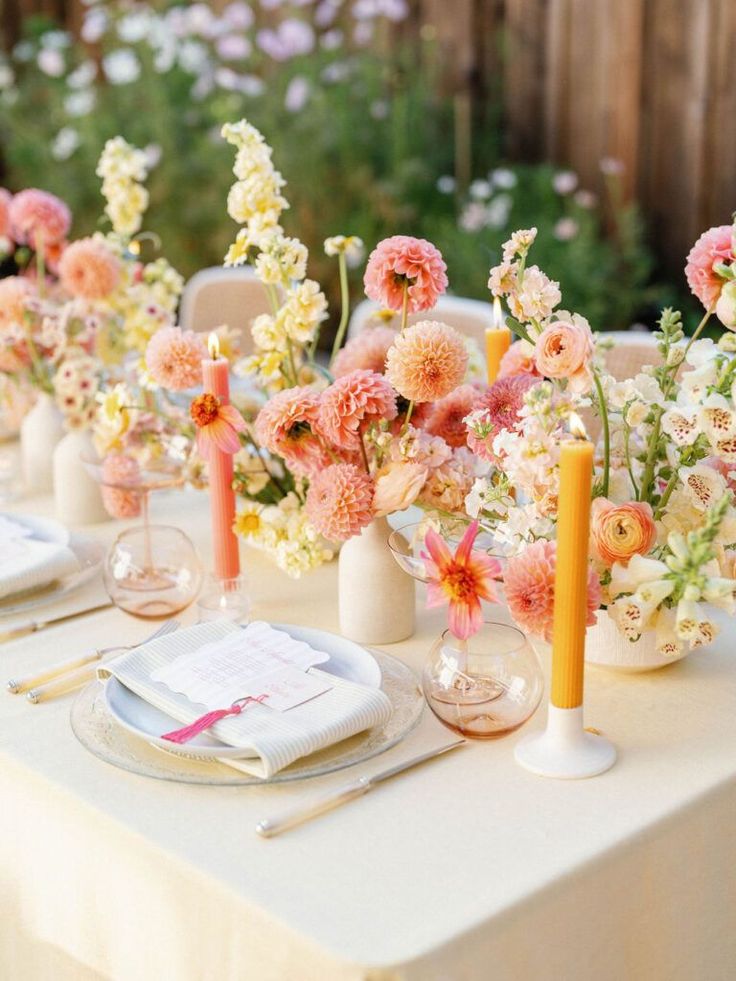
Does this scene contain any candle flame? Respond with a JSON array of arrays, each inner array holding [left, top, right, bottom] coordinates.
[[492, 296, 505, 330], [208, 332, 220, 359], [568, 412, 588, 440]]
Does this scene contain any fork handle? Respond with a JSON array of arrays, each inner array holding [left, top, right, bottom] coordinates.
[[26, 665, 98, 704], [255, 777, 372, 838], [8, 650, 101, 695]]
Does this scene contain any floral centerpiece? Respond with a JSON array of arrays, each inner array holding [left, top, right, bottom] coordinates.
[[463, 223, 736, 665]]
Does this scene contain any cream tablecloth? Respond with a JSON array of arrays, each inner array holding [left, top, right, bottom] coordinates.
[[1, 488, 735, 981]]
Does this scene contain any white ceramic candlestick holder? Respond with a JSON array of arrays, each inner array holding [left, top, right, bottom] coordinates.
[[514, 704, 616, 779]]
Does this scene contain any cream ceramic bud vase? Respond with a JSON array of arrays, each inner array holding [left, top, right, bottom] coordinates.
[[53, 429, 110, 526], [20, 392, 65, 494], [339, 516, 416, 645]]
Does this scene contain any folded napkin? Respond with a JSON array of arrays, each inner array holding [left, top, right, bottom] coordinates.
[[99, 621, 392, 779], [0, 518, 80, 600]]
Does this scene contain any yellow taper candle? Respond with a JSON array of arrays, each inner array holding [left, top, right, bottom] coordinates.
[[550, 415, 594, 709], [485, 297, 511, 384]]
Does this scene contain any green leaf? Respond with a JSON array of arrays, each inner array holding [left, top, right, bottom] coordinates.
[[505, 316, 533, 346]]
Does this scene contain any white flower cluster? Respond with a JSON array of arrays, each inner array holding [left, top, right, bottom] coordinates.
[[96, 136, 150, 237], [235, 495, 333, 579], [53, 351, 100, 430]]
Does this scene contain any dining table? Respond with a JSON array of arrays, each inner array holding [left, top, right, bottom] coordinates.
[[1, 484, 735, 981]]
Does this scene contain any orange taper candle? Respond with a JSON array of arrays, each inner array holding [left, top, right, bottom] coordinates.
[[202, 333, 240, 581], [485, 297, 511, 384], [550, 414, 594, 709]]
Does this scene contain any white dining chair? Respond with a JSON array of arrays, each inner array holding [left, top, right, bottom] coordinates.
[[179, 267, 271, 354], [348, 295, 495, 352]]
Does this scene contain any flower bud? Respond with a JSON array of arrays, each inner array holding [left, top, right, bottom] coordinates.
[[716, 281, 736, 330]]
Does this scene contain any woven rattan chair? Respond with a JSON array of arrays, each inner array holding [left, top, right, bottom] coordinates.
[[179, 267, 270, 355], [347, 295, 495, 352]]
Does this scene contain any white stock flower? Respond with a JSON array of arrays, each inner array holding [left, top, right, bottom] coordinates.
[[510, 265, 561, 322]]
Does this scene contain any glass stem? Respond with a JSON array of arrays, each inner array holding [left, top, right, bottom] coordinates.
[[141, 490, 153, 574]]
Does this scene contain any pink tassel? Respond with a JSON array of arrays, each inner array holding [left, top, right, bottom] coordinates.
[[161, 695, 268, 744]]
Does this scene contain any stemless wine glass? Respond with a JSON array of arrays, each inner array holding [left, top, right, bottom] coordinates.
[[423, 621, 543, 738], [104, 525, 203, 618]]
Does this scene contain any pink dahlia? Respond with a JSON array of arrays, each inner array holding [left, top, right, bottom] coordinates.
[[0, 189, 11, 240], [685, 225, 734, 309], [504, 539, 601, 642], [8, 189, 71, 248], [385, 321, 467, 403], [423, 384, 479, 448], [498, 339, 541, 380], [332, 326, 398, 377], [145, 327, 207, 391], [363, 235, 448, 313], [305, 462, 374, 541], [101, 453, 142, 519], [254, 386, 332, 478], [466, 373, 538, 461], [58, 237, 121, 301], [318, 369, 398, 449]]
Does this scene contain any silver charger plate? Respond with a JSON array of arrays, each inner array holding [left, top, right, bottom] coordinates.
[[71, 650, 424, 785]]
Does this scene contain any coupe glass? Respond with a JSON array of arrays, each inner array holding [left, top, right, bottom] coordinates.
[[104, 525, 203, 618], [388, 520, 507, 584], [423, 621, 543, 738]]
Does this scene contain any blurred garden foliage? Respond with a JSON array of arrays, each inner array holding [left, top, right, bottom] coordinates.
[[0, 1, 668, 331]]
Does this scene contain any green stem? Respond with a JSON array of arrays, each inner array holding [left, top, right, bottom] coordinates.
[[35, 233, 45, 297], [654, 470, 679, 520], [679, 306, 714, 375], [400, 399, 415, 436], [329, 253, 351, 366], [285, 336, 299, 386], [638, 408, 662, 504], [592, 370, 610, 498], [400, 280, 409, 332], [623, 420, 639, 499]]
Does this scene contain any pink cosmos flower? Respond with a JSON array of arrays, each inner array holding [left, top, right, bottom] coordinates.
[[190, 393, 247, 459], [145, 326, 207, 391], [305, 462, 374, 541], [534, 314, 595, 394], [423, 384, 482, 448], [254, 385, 332, 478], [363, 235, 448, 313], [58, 237, 121, 301], [466, 373, 538, 462], [385, 321, 468, 403], [422, 521, 501, 639], [685, 225, 734, 308], [504, 539, 601, 641], [8, 189, 71, 248], [101, 453, 142, 519], [317, 369, 398, 449], [332, 326, 398, 377], [0, 189, 12, 240], [498, 339, 541, 380]]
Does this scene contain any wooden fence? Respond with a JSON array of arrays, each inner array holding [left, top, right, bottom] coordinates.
[[4, 0, 736, 274]]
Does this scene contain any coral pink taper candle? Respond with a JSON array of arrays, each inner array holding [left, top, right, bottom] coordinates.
[[202, 333, 240, 580]]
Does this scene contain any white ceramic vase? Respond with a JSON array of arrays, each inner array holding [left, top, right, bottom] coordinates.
[[53, 429, 110, 526], [339, 516, 415, 645], [585, 608, 688, 672], [20, 392, 65, 494]]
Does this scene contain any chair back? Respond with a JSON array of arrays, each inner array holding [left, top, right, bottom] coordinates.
[[348, 295, 495, 352], [598, 330, 661, 380], [179, 267, 270, 355]]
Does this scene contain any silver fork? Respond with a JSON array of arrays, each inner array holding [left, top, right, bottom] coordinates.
[[18, 619, 180, 704]]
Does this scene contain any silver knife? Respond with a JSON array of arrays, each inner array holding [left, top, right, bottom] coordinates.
[[0, 601, 113, 642], [255, 739, 466, 838]]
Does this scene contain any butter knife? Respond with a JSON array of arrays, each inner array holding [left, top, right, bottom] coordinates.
[[1, 600, 113, 643], [255, 739, 466, 838]]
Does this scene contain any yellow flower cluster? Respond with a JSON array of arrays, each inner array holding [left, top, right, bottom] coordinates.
[[96, 137, 150, 238], [234, 495, 333, 578]]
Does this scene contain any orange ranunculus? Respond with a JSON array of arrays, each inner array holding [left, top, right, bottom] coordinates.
[[590, 498, 657, 567]]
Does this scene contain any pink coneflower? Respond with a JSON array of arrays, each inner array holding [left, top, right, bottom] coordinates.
[[385, 321, 468, 403], [145, 326, 207, 391], [363, 235, 448, 313], [254, 385, 332, 478], [498, 339, 541, 380], [8, 188, 71, 248], [466, 373, 538, 462], [504, 539, 601, 641], [101, 453, 142, 519], [305, 462, 374, 541], [332, 326, 398, 377], [422, 384, 479, 448], [422, 521, 501, 639], [58, 237, 121, 301], [685, 225, 734, 309], [317, 369, 398, 450], [0, 189, 12, 240], [190, 393, 247, 459]]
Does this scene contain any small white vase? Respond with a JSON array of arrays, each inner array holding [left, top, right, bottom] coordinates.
[[53, 429, 110, 526], [20, 392, 65, 494], [339, 516, 415, 645], [585, 608, 688, 672]]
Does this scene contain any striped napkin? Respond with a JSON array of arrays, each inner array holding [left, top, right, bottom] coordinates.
[[99, 621, 392, 779], [0, 518, 79, 600]]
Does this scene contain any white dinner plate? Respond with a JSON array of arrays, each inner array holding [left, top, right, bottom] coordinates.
[[0, 515, 105, 616], [103, 622, 383, 760]]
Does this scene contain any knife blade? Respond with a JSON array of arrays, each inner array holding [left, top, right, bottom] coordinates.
[[1, 600, 113, 643], [255, 738, 466, 838]]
